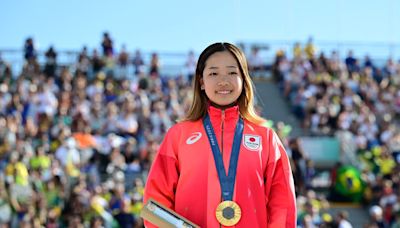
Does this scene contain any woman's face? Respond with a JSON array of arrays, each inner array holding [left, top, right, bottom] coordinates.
[[201, 51, 243, 106]]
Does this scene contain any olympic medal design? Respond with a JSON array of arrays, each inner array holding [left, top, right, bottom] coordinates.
[[215, 201, 241, 226]]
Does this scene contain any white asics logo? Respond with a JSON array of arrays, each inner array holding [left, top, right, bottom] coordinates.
[[186, 132, 202, 145]]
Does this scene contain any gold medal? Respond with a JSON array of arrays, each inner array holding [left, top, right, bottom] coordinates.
[[215, 200, 241, 226]]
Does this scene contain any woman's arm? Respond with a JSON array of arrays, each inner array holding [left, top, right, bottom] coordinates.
[[143, 127, 180, 227], [264, 129, 297, 227]]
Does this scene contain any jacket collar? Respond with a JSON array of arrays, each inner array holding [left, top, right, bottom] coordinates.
[[207, 104, 239, 123]]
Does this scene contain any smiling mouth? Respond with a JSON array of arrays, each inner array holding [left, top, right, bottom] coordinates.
[[216, 90, 232, 94]]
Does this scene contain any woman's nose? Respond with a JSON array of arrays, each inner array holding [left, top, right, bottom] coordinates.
[[217, 75, 230, 86], [217, 80, 229, 86]]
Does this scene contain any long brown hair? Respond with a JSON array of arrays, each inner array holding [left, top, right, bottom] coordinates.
[[183, 42, 266, 125]]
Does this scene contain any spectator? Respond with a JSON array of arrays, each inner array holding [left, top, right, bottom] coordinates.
[[345, 50, 359, 73], [44, 45, 57, 77], [114, 197, 136, 228], [91, 49, 104, 75], [0, 55, 13, 86], [118, 45, 129, 67], [336, 210, 353, 228], [149, 52, 160, 76], [185, 50, 196, 85], [117, 44, 130, 80], [304, 37, 316, 61], [22, 38, 40, 78], [132, 49, 145, 75], [0, 180, 12, 225], [76, 46, 91, 77], [293, 42, 302, 59], [248, 46, 265, 74], [101, 32, 113, 56], [24, 37, 36, 61], [289, 137, 307, 194], [369, 205, 388, 228]]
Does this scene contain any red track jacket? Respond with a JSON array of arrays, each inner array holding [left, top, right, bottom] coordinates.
[[144, 105, 296, 227]]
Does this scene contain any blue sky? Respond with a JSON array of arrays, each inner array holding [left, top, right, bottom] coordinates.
[[1, 0, 400, 57]]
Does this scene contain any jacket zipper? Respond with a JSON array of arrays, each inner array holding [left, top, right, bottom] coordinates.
[[221, 109, 225, 164], [220, 109, 225, 228]]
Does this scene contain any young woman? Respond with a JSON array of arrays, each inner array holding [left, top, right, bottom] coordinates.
[[143, 42, 296, 227]]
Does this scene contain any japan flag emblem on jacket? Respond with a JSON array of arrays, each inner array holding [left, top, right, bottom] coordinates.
[[243, 135, 261, 151]]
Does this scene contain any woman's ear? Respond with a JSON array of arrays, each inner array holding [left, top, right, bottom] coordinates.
[[200, 79, 205, 90]]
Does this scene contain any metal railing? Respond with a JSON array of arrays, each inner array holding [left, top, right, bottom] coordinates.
[[239, 40, 400, 67], [1, 40, 399, 77], [0, 49, 190, 78]]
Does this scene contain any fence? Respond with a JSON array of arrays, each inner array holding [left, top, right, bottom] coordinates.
[[1, 40, 399, 78]]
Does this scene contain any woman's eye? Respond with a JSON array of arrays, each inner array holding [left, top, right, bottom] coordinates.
[[209, 72, 218, 76], [229, 72, 238, 75]]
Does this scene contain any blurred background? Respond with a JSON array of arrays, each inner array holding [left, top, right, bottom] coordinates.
[[1, 0, 400, 227]]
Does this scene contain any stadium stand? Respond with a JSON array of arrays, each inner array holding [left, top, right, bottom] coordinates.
[[0, 35, 399, 227]]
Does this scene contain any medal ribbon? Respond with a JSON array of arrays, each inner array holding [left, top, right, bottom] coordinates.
[[203, 113, 243, 201]]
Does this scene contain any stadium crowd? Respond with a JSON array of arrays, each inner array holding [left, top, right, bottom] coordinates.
[[0, 34, 195, 227], [274, 40, 400, 227], [0, 34, 399, 227]]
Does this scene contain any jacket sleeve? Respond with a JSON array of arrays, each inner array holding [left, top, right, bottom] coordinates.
[[143, 126, 180, 228], [264, 129, 297, 228]]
